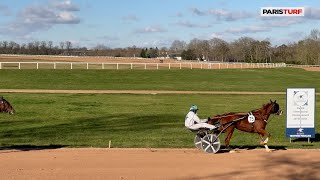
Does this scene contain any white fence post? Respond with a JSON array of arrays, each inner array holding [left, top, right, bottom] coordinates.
[[87, 63, 89, 69], [18, 63, 21, 69], [117, 63, 119, 70], [37, 63, 39, 69], [71, 63, 73, 69], [131, 63, 133, 69], [54, 62, 56, 69], [180, 63, 181, 69], [169, 63, 171, 69], [0, 62, 2, 69], [102, 63, 104, 69], [219, 63, 221, 69]]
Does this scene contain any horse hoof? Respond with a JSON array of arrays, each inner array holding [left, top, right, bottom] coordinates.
[[266, 149, 272, 152], [229, 150, 237, 153]]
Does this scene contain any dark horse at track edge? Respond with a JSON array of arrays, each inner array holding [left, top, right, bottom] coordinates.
[[208, 100, 282, 152], [0, 96, 15, 114]]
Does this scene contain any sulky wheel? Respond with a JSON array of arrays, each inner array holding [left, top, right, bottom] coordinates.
[[201, 134, 221, 154], [194, 134, 202, 149]]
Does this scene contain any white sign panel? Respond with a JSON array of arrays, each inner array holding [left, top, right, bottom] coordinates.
[[286, 88, 315, 138]]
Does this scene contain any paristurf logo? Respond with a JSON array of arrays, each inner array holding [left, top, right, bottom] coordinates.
[[261, 7, 304, 16]]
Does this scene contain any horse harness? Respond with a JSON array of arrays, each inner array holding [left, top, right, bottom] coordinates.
[[220, 112, 268, 132], [215, 115, 247, 137]]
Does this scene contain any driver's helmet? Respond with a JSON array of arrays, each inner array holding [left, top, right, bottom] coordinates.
[[189, 105, 198, 112]]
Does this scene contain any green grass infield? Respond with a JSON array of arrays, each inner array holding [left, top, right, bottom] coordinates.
[[0, 93, 319, 149], [0, 68, 319, 92]]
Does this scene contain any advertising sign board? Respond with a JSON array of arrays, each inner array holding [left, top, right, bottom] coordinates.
[[286, 88, 315, 139]]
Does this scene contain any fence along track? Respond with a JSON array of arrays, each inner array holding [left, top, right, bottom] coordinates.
[[0, 62, 286, 70]]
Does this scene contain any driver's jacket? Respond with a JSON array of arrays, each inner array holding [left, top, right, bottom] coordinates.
[[185, 111, 207, 128]]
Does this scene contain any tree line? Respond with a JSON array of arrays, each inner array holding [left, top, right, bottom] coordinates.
[[176, 29, 320, 65], [0, 29, 319, 65]]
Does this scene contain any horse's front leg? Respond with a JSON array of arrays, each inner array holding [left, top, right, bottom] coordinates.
[[257, 129, 271, 152]]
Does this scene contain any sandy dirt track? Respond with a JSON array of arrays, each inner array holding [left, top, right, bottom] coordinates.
[[0, 148, 319, 180]]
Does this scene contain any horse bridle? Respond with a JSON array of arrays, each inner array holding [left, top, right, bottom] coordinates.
[[263, 102, 282, 124], [250, 102, 278, 124]]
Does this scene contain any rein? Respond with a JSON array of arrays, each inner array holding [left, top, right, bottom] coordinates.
[[264, 114, 276, 124], [214, 116, 247, 138], [254, 103, 276, 124]]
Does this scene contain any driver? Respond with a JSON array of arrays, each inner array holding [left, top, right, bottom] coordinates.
[[185, 105, 217, 130]]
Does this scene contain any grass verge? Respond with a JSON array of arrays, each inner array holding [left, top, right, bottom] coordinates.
[[0, 93, 319, 149]]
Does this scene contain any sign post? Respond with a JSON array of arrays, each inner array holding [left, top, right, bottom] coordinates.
[[286, 88, 315, 142]]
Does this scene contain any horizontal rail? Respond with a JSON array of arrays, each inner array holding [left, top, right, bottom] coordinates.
[[0, 62, 287, 70]]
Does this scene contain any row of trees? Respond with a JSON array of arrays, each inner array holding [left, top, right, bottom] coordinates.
[[0, 41, 76, 55], [172, 29, 320, 65], [0, 29, 319, 64]]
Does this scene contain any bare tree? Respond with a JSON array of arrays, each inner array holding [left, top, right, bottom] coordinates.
[[60, 42, 65, 50], [188, 38, 208, 60], [208, 38, 229, 62], [170, 40, 187, 53], [230, 37, 255, 62], [65, 41, 72, 51]]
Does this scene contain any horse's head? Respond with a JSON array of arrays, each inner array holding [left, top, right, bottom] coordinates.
[[0, 96, 15, 115], [267, 99, 282, 116]]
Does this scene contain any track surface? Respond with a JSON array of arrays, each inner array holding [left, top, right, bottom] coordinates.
[[0, 148, 319, 180]]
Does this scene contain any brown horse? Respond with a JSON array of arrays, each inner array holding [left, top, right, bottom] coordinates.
[[0, 96, 15, 114], [208, 100, 282, 152]]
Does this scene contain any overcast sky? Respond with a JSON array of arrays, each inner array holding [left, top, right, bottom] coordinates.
[[0, 0, 319, 48]]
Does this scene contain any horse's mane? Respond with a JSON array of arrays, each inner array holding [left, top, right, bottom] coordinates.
[[251, 102, 273, 113]]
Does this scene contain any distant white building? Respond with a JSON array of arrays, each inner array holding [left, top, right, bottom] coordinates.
[[175, 56, 182, 60]]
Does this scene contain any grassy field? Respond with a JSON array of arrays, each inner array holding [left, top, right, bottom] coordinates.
[[0, 68, 319, 92], [0, 93, 319, 149], [0, 68, 319, 149]]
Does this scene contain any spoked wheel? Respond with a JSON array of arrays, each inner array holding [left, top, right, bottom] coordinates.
[[201, 134, 221, 154], [194, 134, 202, 149]]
